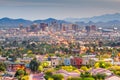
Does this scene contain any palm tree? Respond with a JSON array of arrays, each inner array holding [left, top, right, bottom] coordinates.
[[112, 49, 118, 65]]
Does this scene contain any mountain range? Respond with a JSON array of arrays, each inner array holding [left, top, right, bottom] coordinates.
[[65, 13, 120, 23], [0, 13, 120, 28], [0, 18, 67, 28]]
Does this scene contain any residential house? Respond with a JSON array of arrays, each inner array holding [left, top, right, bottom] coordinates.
[[71, 57, 82, 68], [89, 58, 113, 66], [58, 57, 64, 66], [0, 56, 6, 62], [82, 55, 96, 65], [64, 58, 71, 66], [5, 61, 25, 72], [20, 57, 33, 63], [51, 56, 59, 67]]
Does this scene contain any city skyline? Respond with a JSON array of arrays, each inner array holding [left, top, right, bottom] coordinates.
[[0, 0, 120, 20]]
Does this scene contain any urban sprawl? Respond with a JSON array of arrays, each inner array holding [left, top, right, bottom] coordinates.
[[0, 22, 120, 80]]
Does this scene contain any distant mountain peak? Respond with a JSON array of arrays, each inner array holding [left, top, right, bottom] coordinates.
[[1, 17, 12, 20], [46, 18, 56, 20], [44, 18, 57, 22]]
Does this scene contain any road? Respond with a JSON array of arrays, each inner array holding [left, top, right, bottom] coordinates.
[[30, 73, 45, 80]]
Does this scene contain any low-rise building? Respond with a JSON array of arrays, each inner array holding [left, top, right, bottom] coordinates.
[[64, 58, 71, 66], [71, 57, 82, 68], [82, 55, 96, 65], [51, 56, 59, 67]]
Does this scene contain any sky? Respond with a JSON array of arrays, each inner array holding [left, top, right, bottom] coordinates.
[[0, 0, 120, 20]]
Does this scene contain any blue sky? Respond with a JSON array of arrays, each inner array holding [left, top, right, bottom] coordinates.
[[0, 0, 120, 20]]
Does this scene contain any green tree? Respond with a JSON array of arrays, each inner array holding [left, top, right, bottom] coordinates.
[[14, 69, 27, 80], [44, 71, 53, 80], [94, 61, 112, 68], [29, 58, 39, 73], [80, 72, 91, 79], [95, 73, 106, 80], [38, 65, 43, 72], [80, 66, 88, 71], [41, 61, 49, 68], [84, 77, 95, 80], [67, 77, 82, 80], [52, 74, 64, 80], [15, 69, 25, 76], [0, 62, 6, 72]]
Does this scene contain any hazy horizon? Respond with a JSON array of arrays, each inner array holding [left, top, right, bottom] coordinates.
[[0, 0, 120, 20]]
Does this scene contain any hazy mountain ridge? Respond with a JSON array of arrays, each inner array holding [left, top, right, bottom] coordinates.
[[0, 13, 120, 29], [76, 20, 120, 29], [65, 13, 120, 22], [0, 18, 67, 28]]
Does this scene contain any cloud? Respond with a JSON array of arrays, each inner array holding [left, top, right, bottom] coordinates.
[[0, 0, 64, 7], [0, 0, 120, 20], [0, 0, 120, 8]]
